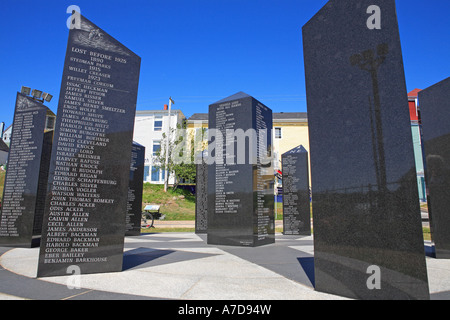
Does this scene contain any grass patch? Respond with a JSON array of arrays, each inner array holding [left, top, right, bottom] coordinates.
[[420, 203, 429, 212], [0, 169, 5, 202], [142, 183, 195, 220], [141, 227, 195, 233], [423, 227, 431, 241]]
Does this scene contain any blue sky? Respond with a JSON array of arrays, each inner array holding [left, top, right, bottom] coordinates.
[[0, 0, 449, 127]]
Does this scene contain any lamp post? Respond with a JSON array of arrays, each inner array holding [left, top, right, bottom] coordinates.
[[21, 86, 53, 104], [350, 43, 389, 202], [164, 97, 175, 192]]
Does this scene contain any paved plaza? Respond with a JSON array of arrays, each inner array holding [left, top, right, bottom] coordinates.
[[1, 232, 449, 300]]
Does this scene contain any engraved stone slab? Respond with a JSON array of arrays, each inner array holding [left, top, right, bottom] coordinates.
[[282, 145, 311, 235], [302, 0, 429, 299], [125, 142, 145, 236], [419, 77, 450, 259], [0, 93, 55, 248], [195, 150, 208, 234], [207, 92, 274, 247], [37, 13, 141, 277]]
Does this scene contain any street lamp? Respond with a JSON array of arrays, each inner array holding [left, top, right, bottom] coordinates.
[[32, 89, 43, 100], [21, 86, 31, 96], [21, 86, 53, 104], [42, 93, 53, 103]]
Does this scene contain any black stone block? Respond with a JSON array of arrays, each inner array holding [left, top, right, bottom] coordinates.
[[303, 0, 429, 299], [125, 142, 145, 236], [419, 77, 450, 259], [0, 93, 55, 248], [281, 145, 311, 236], [37, 13, 141, 277], [207, 92, 274, 247], [195, 150, 208, 234]]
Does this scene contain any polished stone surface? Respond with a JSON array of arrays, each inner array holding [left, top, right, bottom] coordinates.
[[419, 77, 450, 259], [32, 130, 54, 239], [0, 93, 54, 248], [303, 0, 429, 299], [207, 92, 274, 247], [282, 145, 311, 236], [195, 150, 208, 234], [125, 142, 145, 236], [37, 13, 141, 277]]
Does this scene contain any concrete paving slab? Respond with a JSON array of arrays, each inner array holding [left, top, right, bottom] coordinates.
[[1, 233, 449, 300]]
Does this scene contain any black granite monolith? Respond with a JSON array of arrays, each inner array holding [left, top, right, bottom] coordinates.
[[207, 92, 274, 247], [419, 77, 450, 259], [125, 142, 145, 236], [195, 150, 208, 234], [0, 93, 55, 248], [303, 0, 429, 299], [282, 145, 311, 236], [37, 12, 141, 277]]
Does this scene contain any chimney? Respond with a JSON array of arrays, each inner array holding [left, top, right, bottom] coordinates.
[[164, 104, 168, 111]]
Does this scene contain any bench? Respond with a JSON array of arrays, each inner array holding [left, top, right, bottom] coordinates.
[[143, 204, 164, 220]]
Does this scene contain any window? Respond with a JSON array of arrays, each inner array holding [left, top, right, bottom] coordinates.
[[275, 127, 282, 139], [154, 116, 163, 131], [151, 166, 160, 182], [45, 116, 56, 130], [152, 140, 161, 156], [144, 166, 150, 182]]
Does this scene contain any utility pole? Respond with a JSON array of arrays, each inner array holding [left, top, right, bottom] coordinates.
[[164, 97, 174, 192]]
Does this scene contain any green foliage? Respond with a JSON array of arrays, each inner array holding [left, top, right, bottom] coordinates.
[[142, 183, 195, 220], [0, 169, 5, 201], [152, 122, 200, 191]]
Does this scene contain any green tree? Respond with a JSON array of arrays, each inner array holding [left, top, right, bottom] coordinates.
[[153, 122, 201, 191]]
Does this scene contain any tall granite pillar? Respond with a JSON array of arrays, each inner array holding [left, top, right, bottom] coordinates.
[[37, 13, 141, 277], [419, 77, 450, 259], [207, 92, 274, 247], [281, 145, 311, 236], [125, 142, 145, 236], [0, 93, 55, 248], [195, 150, 208, 234], [302, 0, 429, 299]]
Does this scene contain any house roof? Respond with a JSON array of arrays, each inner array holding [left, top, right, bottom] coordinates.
[[188, 113, 209, 121], [188, 112, 308, 122], [408, 89, 422, 98], [3, 124, 12, 133], [135, 109, 185, 118], [274, 112, 307, 121]]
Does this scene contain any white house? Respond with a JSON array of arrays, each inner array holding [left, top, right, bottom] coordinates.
[[1, 124, 12, 147], [133, 108, 186, 184]]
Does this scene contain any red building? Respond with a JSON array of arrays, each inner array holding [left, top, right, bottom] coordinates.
[[408, 88, 422, 123], [408, 88, 426, 202]]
